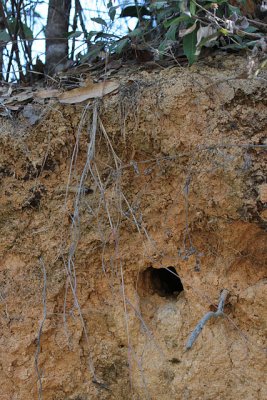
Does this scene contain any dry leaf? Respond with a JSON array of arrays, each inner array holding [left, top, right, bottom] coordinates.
[[35, 89, 60, 99], [4, 91, 33, 104], [5, 104, 21, 111], [58, 80, 119, 104], [179, 23, 197, 38], [196, 25, 218, 48]]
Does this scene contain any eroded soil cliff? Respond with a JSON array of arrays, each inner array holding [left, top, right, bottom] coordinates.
[[0, 56, 266, 400]]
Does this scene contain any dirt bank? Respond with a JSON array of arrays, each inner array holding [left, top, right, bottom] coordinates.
[[0, 55, 266, 400]]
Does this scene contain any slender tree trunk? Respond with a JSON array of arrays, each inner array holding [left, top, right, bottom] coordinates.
[[0, 16, 5, 80], [45, 0, 71, 75]]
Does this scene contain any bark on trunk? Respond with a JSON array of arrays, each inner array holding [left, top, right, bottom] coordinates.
[[45, 0, 71, 75], [0, 17, 5, 80]]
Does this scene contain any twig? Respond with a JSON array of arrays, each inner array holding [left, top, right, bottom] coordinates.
[[35, 257, 47, 400], [247, 18, 267, 32], [186, 289, 229, 350], [0, 0, 24, 82]]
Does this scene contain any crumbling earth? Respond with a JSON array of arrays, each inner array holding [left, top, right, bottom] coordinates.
[[0, 55, 266, 400]]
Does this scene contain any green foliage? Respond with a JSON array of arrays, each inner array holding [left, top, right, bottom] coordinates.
[[112, 0, 266, 65], [0, 0, 266, 82], [120, 5, 151, 18], [90, 17, 107, 28], [183, 29, 197, 65], [0, 30, 11, 42]]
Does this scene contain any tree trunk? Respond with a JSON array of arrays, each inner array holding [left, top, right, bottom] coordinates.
[[0, 17, 5, 80], [45, 0, 71, 75]]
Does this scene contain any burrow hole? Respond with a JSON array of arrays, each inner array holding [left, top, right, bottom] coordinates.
[[140, 267, 184, 298]]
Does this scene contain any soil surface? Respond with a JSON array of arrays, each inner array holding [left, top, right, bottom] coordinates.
[[0, 55, 266, 400]]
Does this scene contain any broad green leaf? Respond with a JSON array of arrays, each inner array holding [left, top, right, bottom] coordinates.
[[95, 32, 119, 40], [21, 23, 33, 39], [245, 40, 261, 47], [183, 29, 197, 65], [7, 17, 16, 34], [178, 0, 190, 14], [79, 45, 104, 62], [165, 23, 179, 41], [33, 11, 42, 19], [109, 6, 117, 22], [157, 7, 176, 22], [68, 30, 83, 39], [127, 28, 143, 38], [120, 6, 151, 18], [0, 30, 11, 42], [189, 0, 196, 16], [164, 15, 191, 28], [91, 17, 107, 27], [86, 31, 100, 41], [112, 38, 129, 54], [150, 1, 168, 10], [158, 40, 169, 57], [228, 4, 241, 15], [244, 26, 259, 33]]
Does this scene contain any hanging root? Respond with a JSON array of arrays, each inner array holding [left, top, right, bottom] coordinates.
[[185, 289, 229, 351], [35, 257, 47, 400]]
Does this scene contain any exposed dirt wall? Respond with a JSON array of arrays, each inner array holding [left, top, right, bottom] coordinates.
[[0, 56, 266, 400]]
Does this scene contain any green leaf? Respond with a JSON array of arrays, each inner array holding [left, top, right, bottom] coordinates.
[[164, 15, 191, 28], [91, 17, 107, 27], [150, 1, 167, 10], [112, 38, 129, 54], [189, 0, 196, 16], [244, 26, 259, 33], [68, 30, 83, 39], [80, 44, 104, 62], [158, 40, 169, 57], [228, 4, 242, 15], [127, 28, 143, 38], [156, 7, 176, 22], [0, 30, 11, 42], [7, 17, 16, 34], [219, 28, 230, 36], [165, 23, 179, 41], [120, 6, 151, 18], [179, 0, 190, 14], [183, 29, 197, 65], [232, 34, 243, 44], [95, 32, 119, 41], [21, 23, 33, 39], [109, 6, 117, 22], [86, 30, 100, 41]]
